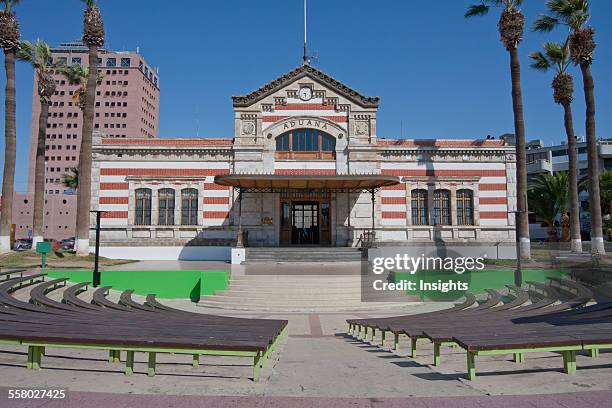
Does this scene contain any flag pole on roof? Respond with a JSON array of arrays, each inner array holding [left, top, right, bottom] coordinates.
[[303, 0, 309, 65]]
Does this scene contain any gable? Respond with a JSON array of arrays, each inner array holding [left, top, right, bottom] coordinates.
[[232, 65, 379, 109]]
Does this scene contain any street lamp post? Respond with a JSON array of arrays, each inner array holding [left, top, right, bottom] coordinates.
[[90, 210, 104, 287]]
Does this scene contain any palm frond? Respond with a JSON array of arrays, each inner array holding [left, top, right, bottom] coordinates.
[[2, 0, 21, 12], [465, 4, 489, 18], [533, 15, 559, 32], [528, 172, 570, 227], [544, 0, 590, 30], [57, 64, 88, 85], [543, 42, 566, 62], [16, 40, 34, 62], [529, 51, 551, 71]]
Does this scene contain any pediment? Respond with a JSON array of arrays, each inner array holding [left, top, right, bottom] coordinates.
[[232, 65, 379, 109]]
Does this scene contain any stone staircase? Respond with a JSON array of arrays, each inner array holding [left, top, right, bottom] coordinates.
[[197, 274, 416, 312], [244, 247, 364, 263]]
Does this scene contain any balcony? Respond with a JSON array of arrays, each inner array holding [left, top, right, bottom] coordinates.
[[526, 159, 552, 175], [598, 141, 612, 157]]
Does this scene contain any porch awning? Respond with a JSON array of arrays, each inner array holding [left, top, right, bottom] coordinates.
[[214, 174, 401, 191]]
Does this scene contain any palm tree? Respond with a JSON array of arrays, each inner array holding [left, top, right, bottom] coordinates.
[[529, 42, 582, 253], [17, 40, 57, 247], [61, 167, 79, 190], [0, 0, 21, 253], [74, 0, 104, 256], [534, 0, 604, 254], [528, 172, 570, 242], [465, 0, 531, 260], [57, 63, 102, 110]]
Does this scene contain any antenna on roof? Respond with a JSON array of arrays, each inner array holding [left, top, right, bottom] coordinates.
[[303, 0, 309, 65]]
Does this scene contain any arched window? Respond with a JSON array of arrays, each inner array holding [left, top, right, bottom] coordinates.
[[411, 189, 428, 226], [158, 188, 175, 226], [433, 189, 451, 226], [181, 188, 198, 225], [457, 189, 474, 225], [135, 188, 152, 226], [275, 128, 336, 159]]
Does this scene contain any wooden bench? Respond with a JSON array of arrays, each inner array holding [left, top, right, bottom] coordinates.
[[119, 290, 156, 312], [0, 277, 288, 381], [346, 292, 477, 337], [0, 269, 26, 282]]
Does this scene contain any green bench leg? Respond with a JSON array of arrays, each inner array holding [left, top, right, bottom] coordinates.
[[381, 331, 386, 347], [563, 350, 576, 375], [147, 352, 156, 377], [394, 333, 400, 351], [261, 349, 268, 368], [410, 337, 417, 358], [109, 350, 120, 363], [125, 351, 134, 376], [192, 354, 199, 368], [32, 347, 42, 370], [589, 348, 600, 358], [467, 352, 476, 380], [433, 342, 441, 366], [41, 346, 45, 356], [26, 346, 42, 370], [513, 353, 524, 363], [253, 352, 261, 382], [27, 346, 34, 369]]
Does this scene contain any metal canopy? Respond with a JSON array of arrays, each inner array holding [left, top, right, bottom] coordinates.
[[213, 174, 400, 193]]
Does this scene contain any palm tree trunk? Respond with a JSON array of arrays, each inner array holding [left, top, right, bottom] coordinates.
[[563, 102, 582, 253], [509, 47, 531, 260], [580, 63, 605, 254], [75, 45, 98, 255], [0, 51, 16, 253], [32, 99, 50, 246]]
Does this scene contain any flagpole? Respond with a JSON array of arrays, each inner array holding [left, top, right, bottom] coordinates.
[[303, 0, 308, 64]]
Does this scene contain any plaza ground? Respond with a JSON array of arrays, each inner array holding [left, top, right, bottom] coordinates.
[[1, 280, 612, 404], [1, 249, 612, 406]]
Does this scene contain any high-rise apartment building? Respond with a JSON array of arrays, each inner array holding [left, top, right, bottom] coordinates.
[[13, 41, 161, 240]]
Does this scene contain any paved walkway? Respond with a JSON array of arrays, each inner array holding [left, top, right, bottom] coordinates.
[[107, 260, 364, 276], [2, 388, 611, 408]]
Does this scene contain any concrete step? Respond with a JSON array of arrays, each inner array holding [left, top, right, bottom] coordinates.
[[244, 248, 364, 263], [196, 298, 414, 312]]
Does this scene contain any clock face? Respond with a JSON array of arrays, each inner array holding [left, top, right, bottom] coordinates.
[[299, 87, 312, 101]]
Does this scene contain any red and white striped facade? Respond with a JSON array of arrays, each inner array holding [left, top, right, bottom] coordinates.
[[91, 64, 516, 248], [262, 100, 348, 131]]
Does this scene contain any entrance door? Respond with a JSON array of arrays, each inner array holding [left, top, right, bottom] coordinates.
[[279, 191, 332, 246], [292, 201, 319, 245]]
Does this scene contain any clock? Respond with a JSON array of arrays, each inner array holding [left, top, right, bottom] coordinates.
[[298, 87, 312, 101]]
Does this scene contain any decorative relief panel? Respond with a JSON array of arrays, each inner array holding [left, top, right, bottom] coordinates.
[[355, 121, 370, 136], [242, 121, 256, 136]]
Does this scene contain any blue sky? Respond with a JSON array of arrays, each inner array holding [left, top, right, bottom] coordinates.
[[1, 0, 612, 191]]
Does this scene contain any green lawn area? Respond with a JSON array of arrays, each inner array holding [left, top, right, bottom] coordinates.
[[47, 269, 230, 301]]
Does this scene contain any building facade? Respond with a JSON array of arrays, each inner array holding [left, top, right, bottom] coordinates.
[[90, 65, 516, 260], [12, 41, 160, 240], [526, 138, 612, 238]]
